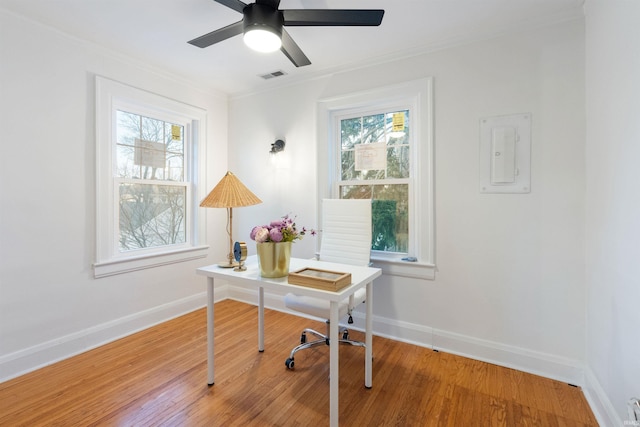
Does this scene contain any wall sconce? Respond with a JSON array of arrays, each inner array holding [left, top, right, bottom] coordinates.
[[270, 139, 285, 154]]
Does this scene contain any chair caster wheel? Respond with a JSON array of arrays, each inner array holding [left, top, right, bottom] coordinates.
[[285, 358, 295, 369], [300, 332, 307, 344], [342, 331, 349, 340]]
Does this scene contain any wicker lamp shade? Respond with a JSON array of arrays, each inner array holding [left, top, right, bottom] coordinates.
[[200, 171, 262, 208], [200, 171, 261, 268]]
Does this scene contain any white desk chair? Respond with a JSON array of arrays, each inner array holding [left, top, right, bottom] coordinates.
[[284, 198, 372, 369]]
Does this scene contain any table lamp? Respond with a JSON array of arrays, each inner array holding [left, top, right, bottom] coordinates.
[[200, 171, 262, 267]]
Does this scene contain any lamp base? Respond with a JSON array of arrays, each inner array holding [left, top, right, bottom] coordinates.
[[217, 261, 238, 268]]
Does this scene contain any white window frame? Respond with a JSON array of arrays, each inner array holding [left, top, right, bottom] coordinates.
[[94, 76, 208, 278], [317, 78, 435, 280]]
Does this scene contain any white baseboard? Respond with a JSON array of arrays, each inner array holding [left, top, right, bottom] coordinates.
[[0, 291, 212, 383], [430, 327, 585, 386], [343, 312, 584, 387], [583, 367, 622, 427], [228, 283, 585, 386]]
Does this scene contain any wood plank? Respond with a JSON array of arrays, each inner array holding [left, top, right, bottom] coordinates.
[[0, 300, 598, 426]]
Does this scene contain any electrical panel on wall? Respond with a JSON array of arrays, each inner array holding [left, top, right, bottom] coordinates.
[[479, 113, 531, 194]]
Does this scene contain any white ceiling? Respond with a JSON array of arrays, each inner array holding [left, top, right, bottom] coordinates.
[[0, 0, 584, 95]]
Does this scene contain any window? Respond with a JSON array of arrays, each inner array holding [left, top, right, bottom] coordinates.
[[95, 76, 208, 278], [336, 108, 411, 254], [317, 78, 435, 279], [116, 111, 187, 251]]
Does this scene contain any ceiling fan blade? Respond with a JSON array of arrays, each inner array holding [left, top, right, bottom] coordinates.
[[280, 29, 311, 67], [282, 9, 384, 27], [255, 0, 280, 9], [188, 21, 244, 48], [214, 0, 247, 14]]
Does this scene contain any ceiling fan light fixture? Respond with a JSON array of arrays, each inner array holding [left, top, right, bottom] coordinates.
[[188, 1, 384, 67], [244, 27, 281, 53], [242, 3, 283, 53]]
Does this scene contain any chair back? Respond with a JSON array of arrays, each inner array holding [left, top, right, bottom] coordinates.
[[319, 199, 372, 266]]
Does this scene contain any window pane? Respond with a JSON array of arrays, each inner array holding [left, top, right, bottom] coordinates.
[[386, 110, 410, 146], [340, 184, 408, 253], [341, 150, 358, 181], [167, 152, 184, 181], [340, 185, 372, 200], [341, 117, 361, 150], [371, 184, 408, 253], [165, 122, 183, 153], [362, 113, 385, 144], [118, 183, 186, 252], [116, 111, 139, 147], [387, 145, 410, 178], [360, 169, 386, 181], [116, 110, 185, 182], [165, 122, 185, 182], [116, 144, 138, 178], [341, 151, 387, 181], [140, 116, 164, 143]]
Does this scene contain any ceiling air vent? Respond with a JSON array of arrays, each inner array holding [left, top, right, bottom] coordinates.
[[259, 70, 287, 80]]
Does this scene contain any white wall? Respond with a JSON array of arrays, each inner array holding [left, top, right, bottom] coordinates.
[[229, 20, 587, 384], [3, 4, 636, 423], [0, 10, 228, 380], [584, 1, 640, 425]]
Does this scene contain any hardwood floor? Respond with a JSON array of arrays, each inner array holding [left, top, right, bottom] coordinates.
[[0, 300, 598, 426]]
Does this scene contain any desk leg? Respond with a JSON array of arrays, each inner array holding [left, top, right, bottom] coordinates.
[[329, 300, 339, 427], [258, 286, 265, 352], [365, 281, 373, 388], [207, 277, 215, 386]]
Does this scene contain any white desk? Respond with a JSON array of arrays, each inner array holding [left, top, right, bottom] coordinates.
[[196, 256, 382, 427]]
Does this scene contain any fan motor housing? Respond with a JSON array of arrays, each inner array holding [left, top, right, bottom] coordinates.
[[243, 3, 284, 36]]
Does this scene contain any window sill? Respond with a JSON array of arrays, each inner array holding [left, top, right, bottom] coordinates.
[[370, 256, 436, 280], [93, 245, 209, 278]]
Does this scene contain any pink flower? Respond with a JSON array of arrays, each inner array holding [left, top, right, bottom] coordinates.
[[269, 227, 283, 242], [250, 226, 261, 240], [253, 227, 270, 243]]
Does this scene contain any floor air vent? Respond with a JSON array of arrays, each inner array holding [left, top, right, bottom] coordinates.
[[260, 70, 287, 80]]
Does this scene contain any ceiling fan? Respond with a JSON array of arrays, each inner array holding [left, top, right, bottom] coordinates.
[[188, 0, 385, 67]]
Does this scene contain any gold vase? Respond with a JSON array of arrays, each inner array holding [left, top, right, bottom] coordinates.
[[256, 241, 291, 278]]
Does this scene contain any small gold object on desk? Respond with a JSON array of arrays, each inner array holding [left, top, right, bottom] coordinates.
[[287, 268, 352, 292]]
